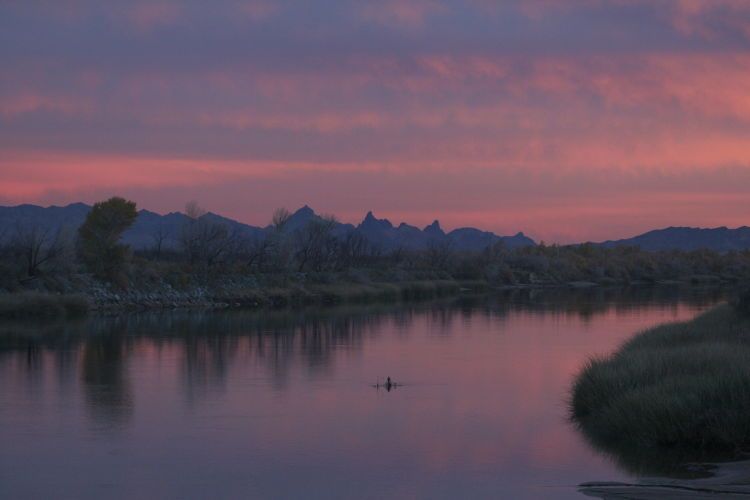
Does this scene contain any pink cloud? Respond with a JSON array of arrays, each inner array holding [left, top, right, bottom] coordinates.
[[669, 0, 750, 38], [126, 2, 182, 31], [238, 0, 279, 21], [0, 93, 93, 117], [357, 0, 446, 28]]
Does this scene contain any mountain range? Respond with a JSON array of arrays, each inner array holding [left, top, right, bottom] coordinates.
[[0, 203, 748, 252], [0, 203, 534, 252]]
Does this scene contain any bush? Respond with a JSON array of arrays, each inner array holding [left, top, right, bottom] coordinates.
[[60, 294, 90, 317], [0, 292, 90, 319]]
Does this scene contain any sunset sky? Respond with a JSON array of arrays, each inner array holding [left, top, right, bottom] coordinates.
[[2, 0, 749, 242]]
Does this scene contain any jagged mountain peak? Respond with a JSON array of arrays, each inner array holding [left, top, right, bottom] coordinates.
[[360, 211, 393, 230], [293, 205, 315, 217], [424, 220, 444, 236]]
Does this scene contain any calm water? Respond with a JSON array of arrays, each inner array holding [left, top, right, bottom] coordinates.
[[0, 287, 727, 499]]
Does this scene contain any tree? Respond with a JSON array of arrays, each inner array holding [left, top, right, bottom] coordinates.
[[271, 207, 291, 231], [338, 231, 378, 269], [424, 240, 454, 270], [78, 197, 138, 280], [179, 201, 235, 267], [244, 236, 272, 271], [264, 207, 292, 272], [293, 216, 338, 272], [150, 222, 170, 259], [12, 223, 67, 278]]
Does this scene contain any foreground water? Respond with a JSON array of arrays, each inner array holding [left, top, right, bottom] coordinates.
[[0, 287, 727, 499]]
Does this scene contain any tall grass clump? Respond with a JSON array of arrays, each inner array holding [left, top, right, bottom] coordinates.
[[570, 304, 750, 472], [0, 292, 90, 319]]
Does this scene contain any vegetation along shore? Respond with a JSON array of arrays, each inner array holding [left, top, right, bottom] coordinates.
[[571, 289, 750, 476], [2, 196, 750, 318]]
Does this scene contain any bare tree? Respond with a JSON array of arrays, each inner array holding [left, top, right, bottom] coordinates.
[[338, 231, 378, 269], [271, 207, 291, 231], [180, 202, 235, 267], [244, 236, 272, 271], [262, 207, 293, 272], [12, 223, 67, 278], [151, 222, 171, 259], [293, 215, 338, 272], [424, 240, 455, 270], [185, 200, 206, 220], [387, 246, 407, 267]]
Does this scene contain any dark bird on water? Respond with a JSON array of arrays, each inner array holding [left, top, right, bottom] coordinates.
[[374, 377, 399, 392]]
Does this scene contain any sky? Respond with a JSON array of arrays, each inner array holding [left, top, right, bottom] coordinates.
[[1, 0, 749, 243]]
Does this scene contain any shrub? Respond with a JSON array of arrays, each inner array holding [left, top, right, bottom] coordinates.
[[0, 292, 90, 319], [60, 294, 90, 317]]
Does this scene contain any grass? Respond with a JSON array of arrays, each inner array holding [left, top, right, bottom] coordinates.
[[0, 292, 90, 319], [570, 303, 750, 473]]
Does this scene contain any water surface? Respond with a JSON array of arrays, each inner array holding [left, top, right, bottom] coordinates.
[[0, 287, 727, 499]]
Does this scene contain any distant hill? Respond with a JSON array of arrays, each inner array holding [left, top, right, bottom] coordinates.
[[0, 203, 534, 252], [598, 226, 750, 252]]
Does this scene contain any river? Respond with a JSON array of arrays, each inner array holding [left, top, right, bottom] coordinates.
[[0, 287, 726, 499]]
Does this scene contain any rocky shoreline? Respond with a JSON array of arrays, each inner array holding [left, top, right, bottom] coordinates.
[[2, 275, 738, 319], [58, 279, 715, 311], [1, 277, 488, 318]]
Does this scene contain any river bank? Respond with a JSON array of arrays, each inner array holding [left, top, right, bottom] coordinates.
[[0, 279, 489, 319], [1, 276, 743, 320]]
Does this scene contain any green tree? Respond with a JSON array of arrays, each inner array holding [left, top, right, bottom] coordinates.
[[78, 197, 137, 281]]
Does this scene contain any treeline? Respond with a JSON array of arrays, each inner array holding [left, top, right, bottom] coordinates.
[[1, 196, 750, 293]]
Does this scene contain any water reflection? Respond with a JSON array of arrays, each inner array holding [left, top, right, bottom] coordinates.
[[577, 430, 733, 480], [0, 286, 732, 499], [0, 287, 728, 419], [81, 336, 134, 430]]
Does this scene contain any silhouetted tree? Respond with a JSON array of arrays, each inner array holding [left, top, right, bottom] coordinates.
[[424, 240, 455, 270], [150, 222, 170, 259], [244, 236, 272, 271], [265, 207, 292, 272], [271, 207, 291, 230], [12, 223, 68, 278], [294, 216, 338, 272], [179, 201, 236, 267], [338, 231, 379, 269], [77, 197, 137, 281]]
